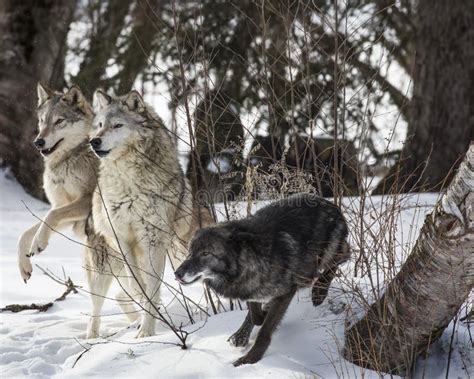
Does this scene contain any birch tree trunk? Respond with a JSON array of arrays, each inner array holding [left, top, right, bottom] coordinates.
[[344, 143, 474, 375]]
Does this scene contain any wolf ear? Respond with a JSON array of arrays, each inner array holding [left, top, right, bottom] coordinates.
[[63, 85, 85, 107], [124, 90, 146, 113], [37, 83, 53, 107], [93, 90, 112, 112]]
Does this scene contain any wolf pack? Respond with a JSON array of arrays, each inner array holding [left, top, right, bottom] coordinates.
[[17, 84, 351, 366]]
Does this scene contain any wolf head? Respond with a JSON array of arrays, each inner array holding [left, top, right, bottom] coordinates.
[[89, 90, 154, 159], [35, 83, 93, 159], [174, 225, 255, 288]]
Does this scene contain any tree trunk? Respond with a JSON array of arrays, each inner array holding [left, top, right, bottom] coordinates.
[[116, 0, 162, 94], [374, 0, 474, 194], [344, 143, 474, 375], [0, 0, 77, 199], [73, 0, 131, 99]]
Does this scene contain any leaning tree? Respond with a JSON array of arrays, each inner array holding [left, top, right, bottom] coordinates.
[[344, 142, 473, 374], [344, 1, 474, 373]]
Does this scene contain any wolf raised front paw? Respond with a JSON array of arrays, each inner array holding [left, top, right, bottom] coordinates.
[[18, 256, 33, 283], [29, 228, 49, 257], [228, 331, 250, 347]]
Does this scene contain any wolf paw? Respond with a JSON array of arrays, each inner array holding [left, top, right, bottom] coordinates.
[[233, 351, 263, 367], [86, 328, 100, 339], [29, 229, 49, 257], [135, 326, 154, 339], [18, 256, 33, 283], [86, 317, 101, 339], [228, 331, 250, 347]]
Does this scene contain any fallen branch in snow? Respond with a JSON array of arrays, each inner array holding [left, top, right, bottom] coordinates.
[[0, 302, 53, 313], [55, 277, 78, 301], [1, 266, 79, 313], [35, 264, 80, 301]]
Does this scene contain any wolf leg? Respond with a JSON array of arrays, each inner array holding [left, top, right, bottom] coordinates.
[[312, 241, 350, 306], [228, 311, 254, 347], [18, 222, 40, 281], [110, 239, 148, 334], [228, 302, 267, 347], [233, 287, 296, 367], [135, 242, 167, 338], [311, 267, 337, 306], [115, 283, 140, 324], [86, 268, 114, 339], [84, 237, 119, 339], [29, 197, 92, 256], [249, 302, 267, 325]]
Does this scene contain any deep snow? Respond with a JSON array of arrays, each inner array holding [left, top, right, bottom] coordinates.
[[0, 171, 472, 378]]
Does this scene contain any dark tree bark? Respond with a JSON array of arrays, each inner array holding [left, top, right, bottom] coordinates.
[[374, 0, 474, 194], [344, 144, 473, 375], [0, 0, 77, 199], [116, 0, 162, 94], [73, 0, 132, 98]]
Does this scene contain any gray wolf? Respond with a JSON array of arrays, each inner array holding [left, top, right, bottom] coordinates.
[[174, 194, 350, 365], [90, 89, 212, 338], [18, 84, 98, 282], [17, 84, 144, 339]]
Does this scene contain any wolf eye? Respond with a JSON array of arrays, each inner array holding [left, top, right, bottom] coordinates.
[[202, 251, 210, 257], [55, 118, 65, 125], [113, 123, 123, 129], [99, 122, 103, 128]]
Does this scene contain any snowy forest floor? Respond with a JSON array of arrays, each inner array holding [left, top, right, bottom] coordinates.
[[0, 171, 472, 378]]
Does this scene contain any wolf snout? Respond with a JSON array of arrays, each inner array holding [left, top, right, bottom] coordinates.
[[175, 265, 196, 285], [174, 269, 185, 284], [34, 138, 45, 149], [90, 138, 102, 150]]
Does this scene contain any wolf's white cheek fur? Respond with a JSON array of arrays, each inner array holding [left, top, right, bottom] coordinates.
[[100, 127, 133, 151], [40, 120, 86, 151], [61, 121, 90, 146], [182, 271, 204, 283], [200, 269, 217, 281]]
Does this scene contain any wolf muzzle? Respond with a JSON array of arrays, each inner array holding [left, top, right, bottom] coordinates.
[[34, 138, 45, 149], [89, 138, 102, 150]]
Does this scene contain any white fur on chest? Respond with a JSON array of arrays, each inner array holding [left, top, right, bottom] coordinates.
[[44, 167, 84, 206], [93, 163, 178, 245]]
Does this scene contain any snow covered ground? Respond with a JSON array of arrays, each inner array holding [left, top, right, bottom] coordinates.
[[0, 170, 472, 378]]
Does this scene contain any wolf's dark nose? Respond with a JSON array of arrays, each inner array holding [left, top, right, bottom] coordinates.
[[34, 138, 45, 149], [90, 138, 102, 149]]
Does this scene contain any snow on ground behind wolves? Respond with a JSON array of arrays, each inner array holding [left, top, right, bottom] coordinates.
[[0, 171, 472, 378]]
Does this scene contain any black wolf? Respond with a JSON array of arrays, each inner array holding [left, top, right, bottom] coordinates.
[[175, 194, 350, 366]]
